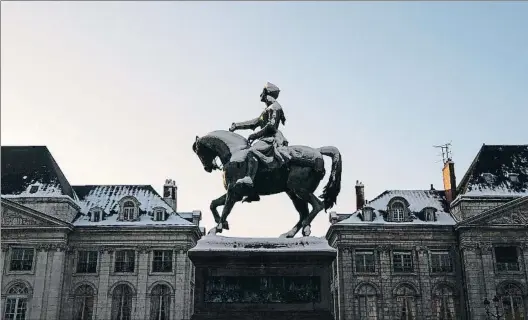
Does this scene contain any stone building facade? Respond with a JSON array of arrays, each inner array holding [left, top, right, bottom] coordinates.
[[1, 146, 203, 320], [2, 144, 527, 320], [327, 144, 528, 320]]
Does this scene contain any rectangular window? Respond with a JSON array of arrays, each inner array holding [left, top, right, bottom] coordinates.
[[77, 251, 98, 273], [355, 250, 376, 273], [393, 252, 413, 273], [152, 250, 173, 273], [495, 246, 519, 272], [155, 210, 164, 221], [115, 250, 135, 273], [9, 248, 34, 271], [431, 251, 453, 273]]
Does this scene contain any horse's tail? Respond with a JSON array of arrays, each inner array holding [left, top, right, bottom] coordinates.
[[318, 146, 342, 211]]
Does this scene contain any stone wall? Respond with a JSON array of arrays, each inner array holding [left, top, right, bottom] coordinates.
[[62, 228, 198, 320], [328, 225, 459, 320]]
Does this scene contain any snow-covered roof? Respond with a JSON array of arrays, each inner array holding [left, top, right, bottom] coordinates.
[[458, 145, 528, 198], [1, 146, 76, 199], [190, 235, 336, 253], [74, 210, 193, 227], [360, 190, 448, 213], [338, 189, 455, 226], [338, 210, 456, 226], [73, 185, 174, 214], [72, 185, 193, 227]]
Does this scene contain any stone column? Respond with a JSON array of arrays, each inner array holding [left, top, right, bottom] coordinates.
[[29, 246, 49, 320], [338, 247, 352, 320], [0, 245, 8, 314], [461, 244, 484, 320], [522, 244, 528, 285], [416, 246, 432, 319], [135, 246, 150, 320], [45, 245, 66, 319], [1, 245, 8, 275], [96, 247, 113, 320], [174, 248, 187, 320], [378, 244, 393, 320], [480, 244, 497, 298]]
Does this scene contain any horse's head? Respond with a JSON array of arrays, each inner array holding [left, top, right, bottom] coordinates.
[[192, 131, 248, 173], [193, 136, 218, 173]]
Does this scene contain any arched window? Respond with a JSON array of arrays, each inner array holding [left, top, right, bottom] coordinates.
[[149, 284, 172, 320], [433, 286, 456, 320], [500, 284, 525, 320], [395, 285, 417, 320], [111, 284, 133, 320], [356, 284, 378, 319], [4, 283, 30, 320], [123, 201, 135, 221], [73, 285, 95, 320], [392, 202, 406, 222]]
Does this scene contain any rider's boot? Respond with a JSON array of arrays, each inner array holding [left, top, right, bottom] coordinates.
[[236, 154, 261, 202], [236, 154, 258, 187]]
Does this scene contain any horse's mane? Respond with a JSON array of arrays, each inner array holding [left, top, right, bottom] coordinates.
[[198, 130, 248, 162]]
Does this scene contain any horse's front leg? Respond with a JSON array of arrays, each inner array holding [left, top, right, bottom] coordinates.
[[209, 194, 227, 224], [217, 190, 240, 232]]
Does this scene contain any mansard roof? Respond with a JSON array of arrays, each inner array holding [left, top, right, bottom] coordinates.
[[457, 144, 528, 198], [337, 189, 455, 226], [72, 185, 193, 227], [1, 146, 75, 199]]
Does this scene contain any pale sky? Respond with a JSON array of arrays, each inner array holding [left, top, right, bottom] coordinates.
[[2, 2, 527, 237]]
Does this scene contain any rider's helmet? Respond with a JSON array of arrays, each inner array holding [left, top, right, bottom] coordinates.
[[261, 82, 280, 101]]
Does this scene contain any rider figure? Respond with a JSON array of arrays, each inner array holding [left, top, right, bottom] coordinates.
[[229, 82, 289, 195]]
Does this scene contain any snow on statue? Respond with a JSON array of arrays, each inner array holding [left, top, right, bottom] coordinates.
[[192, 82, 342, 238]]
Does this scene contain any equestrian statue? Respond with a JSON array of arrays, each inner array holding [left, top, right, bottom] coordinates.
[[192, 82, 342, 237]]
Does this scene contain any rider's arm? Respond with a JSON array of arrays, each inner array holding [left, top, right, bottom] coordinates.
[[250, 110, 278, 140], [233, 117, 261, 131]]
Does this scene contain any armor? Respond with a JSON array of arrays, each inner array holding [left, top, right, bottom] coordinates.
[[229, 83, 290, 190]]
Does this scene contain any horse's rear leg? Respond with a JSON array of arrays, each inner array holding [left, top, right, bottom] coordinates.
[[294, 190, 324, 236], [280, 191, 309, 238]]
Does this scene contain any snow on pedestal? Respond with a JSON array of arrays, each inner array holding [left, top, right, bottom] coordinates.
[[190, 234, 336, 253]]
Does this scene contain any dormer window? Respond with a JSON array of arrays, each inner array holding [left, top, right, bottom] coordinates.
[[89, 207, 104, 222], [155, 209, 165, 221], [123, 201, 135, 220], [362, 208, 374, 222], [509, 173, 520, 183], [93, 211, 101, 222], [424, 208, 436, 222], [391, 202, 405, 222], [481, 172, 496, 184], [29, 185, 39, 194], [118, 197, 140, 222]]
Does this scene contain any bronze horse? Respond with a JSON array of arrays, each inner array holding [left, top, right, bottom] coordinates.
[[193, 130, 342, 237]]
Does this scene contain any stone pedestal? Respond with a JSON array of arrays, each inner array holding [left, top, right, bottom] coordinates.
[[188, 235, 336, 320]]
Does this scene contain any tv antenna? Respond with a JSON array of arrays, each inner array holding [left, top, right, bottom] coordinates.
[[433, 142, 452, 164]]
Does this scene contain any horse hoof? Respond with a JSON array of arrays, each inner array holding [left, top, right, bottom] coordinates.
[[207, 228, 217, 236], [302, 225, 311, 237], [222, 221, 230, 230]]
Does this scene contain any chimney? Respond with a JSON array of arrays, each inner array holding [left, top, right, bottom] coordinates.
[[442, 160, 457, 203], [355, 180, 365, 211], [163, 179, 177, 212]]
